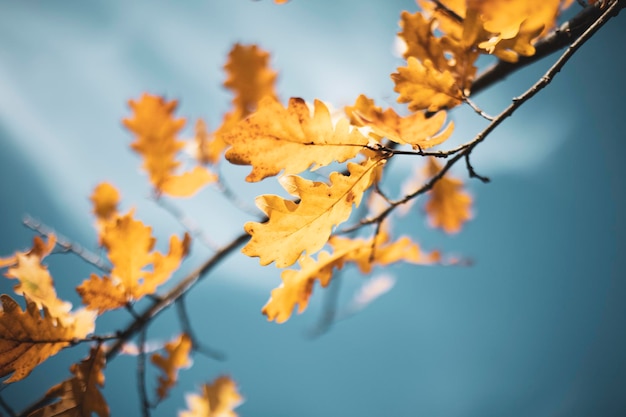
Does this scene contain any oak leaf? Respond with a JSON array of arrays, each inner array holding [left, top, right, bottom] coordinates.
[[346, 95, 454, 150], [123, 93, 216, 197], [263, 225, 440, 322], [77, 212, 190, 313], [224, 97, 370, 182], [151, 333, 192, 400], [180, 376, 243, 417], [0, 235, 56, 268], [392, 57, 463, 112], [0, 295, 93, 383], [424, 157, 472, 233], [223, 43, 278, 118], [28, 346, 109, 417], [243, 158, 384, 268]]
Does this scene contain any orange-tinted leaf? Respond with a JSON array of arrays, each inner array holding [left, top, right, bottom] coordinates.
[[0, 235, 56, 268], [123, 93, 215, 196], [346, 95, 454, 150], [180, 376, 243, 417], [77, 212, 190, 313], [5, 254, 72, 318], [224, 97, 370, 182], [243, 158, 383, 268], [398, 11, 448, 70], [90, 182, 120, 221], [28, 346, 109, 417], [0, 295, 93, 383], [223, 43, 278, 118], [424, 157, 472, 233], [263, 225, 440, 323], [392, 57, 462, 112], [160, 167, 218, 197], [151, 333, 192, 400]]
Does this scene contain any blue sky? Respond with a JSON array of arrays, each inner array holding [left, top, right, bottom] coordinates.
[[1, 1, 625, 416]]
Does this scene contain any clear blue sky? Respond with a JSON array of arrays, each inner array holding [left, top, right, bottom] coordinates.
[[1, 1, 625, 416]]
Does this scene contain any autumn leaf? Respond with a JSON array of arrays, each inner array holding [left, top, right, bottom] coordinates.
[[346, 95, 454, 150], [123, 93, 216, 197], [224, 97, 370, 182], [77, 212, 191, 313], [424, 157, 472, 233], [243, 158, 383, 268], [151, 333, 192, 400], [28, 346, 109, 417], [392, 57, 463, 112], [0, 295, 93, 383], [224, 43, 278, 118], [263, 224, 440, 323], [91, 183, 120, 221], [398, 11, 449, 70], [0, 234, 56, 269], [180, 376, 243, 417]]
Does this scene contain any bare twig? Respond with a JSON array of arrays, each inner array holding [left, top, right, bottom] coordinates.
[[176, 297, 226, 361], [137, 328, 151, 417], [152, 196, 220, 252], [216, 167, 264, 218], [22, 215, 110, 273]]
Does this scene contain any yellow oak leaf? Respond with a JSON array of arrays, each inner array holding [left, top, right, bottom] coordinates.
[[392, 57, 463, 112], [180, 376, 243, 417], [243, 158, 384, 268], [224, 97, 370, 182], [346, 95, 454, 150], [90, 182, 119, 221], [0, 234, 56, 268], [223, 43, 278, 118], [424, 157, 472, 233], [28, 346, 109, 417], [123, 93, 216, 197], [398, 11, 449, 70], [151, 333, 192, 400], [76, 212, 190, 313], [0, 295, 93, 383], [263, 225, 440, 323], [5, 253, 71, 318]]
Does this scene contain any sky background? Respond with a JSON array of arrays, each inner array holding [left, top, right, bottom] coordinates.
[[1, 1, 625, 416]]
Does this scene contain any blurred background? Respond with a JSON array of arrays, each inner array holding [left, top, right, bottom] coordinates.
[[1, 1, 625, 416]]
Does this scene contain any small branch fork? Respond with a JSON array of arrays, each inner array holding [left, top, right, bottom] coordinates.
[[344, 0, 622, 233]]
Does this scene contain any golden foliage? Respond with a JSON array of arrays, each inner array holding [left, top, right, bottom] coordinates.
[[77, 212, 191, 313], [28, 346, 109, 417], [0, 235, 56, 269], [224, 43, 278, 118], [243, 158, 384, 267], [180, 376, 243, 417], [151, 333, 193, 400], [263, 226, 441, 323], [346, 95, 454, 150], [424, 157, 472, 233], [0, 295, 93, 383], [225, 97, 370, 182], [392, 57, 463, 112], [123, 93, 216, 197]]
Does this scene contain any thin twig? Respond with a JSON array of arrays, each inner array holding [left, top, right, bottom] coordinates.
[[463, 96, 494, 121], [341, 0, 622, 233], [465, 154, 490, 183], [152, 196, 220, 252], [22, 215, 110, 273], [215, 167, 264, 218], [176, 297, 226, 361], [307, 275, 342, 339], [137, 328, 151, 417]]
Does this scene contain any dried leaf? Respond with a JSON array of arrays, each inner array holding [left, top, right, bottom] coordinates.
[[28, 346, 109, 417], [224, 97, 369, 182], [123, 93, 216, 196], [180, 376, 243, 417], [424, 157, 472, 233], [77, 212, 190, 313], [0, 295, 92, 383], [243, 158, 383, 268], [223, 43, 278, 118], [346, 95, 454, 150], [263, 225, 440, 323], [392, 57, 463, 112], [0, 235, 56, 268], [151, 333, 192, 400]]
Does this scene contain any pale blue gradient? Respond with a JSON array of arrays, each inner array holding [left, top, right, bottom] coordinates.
[[1, 1, 625, 416]]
